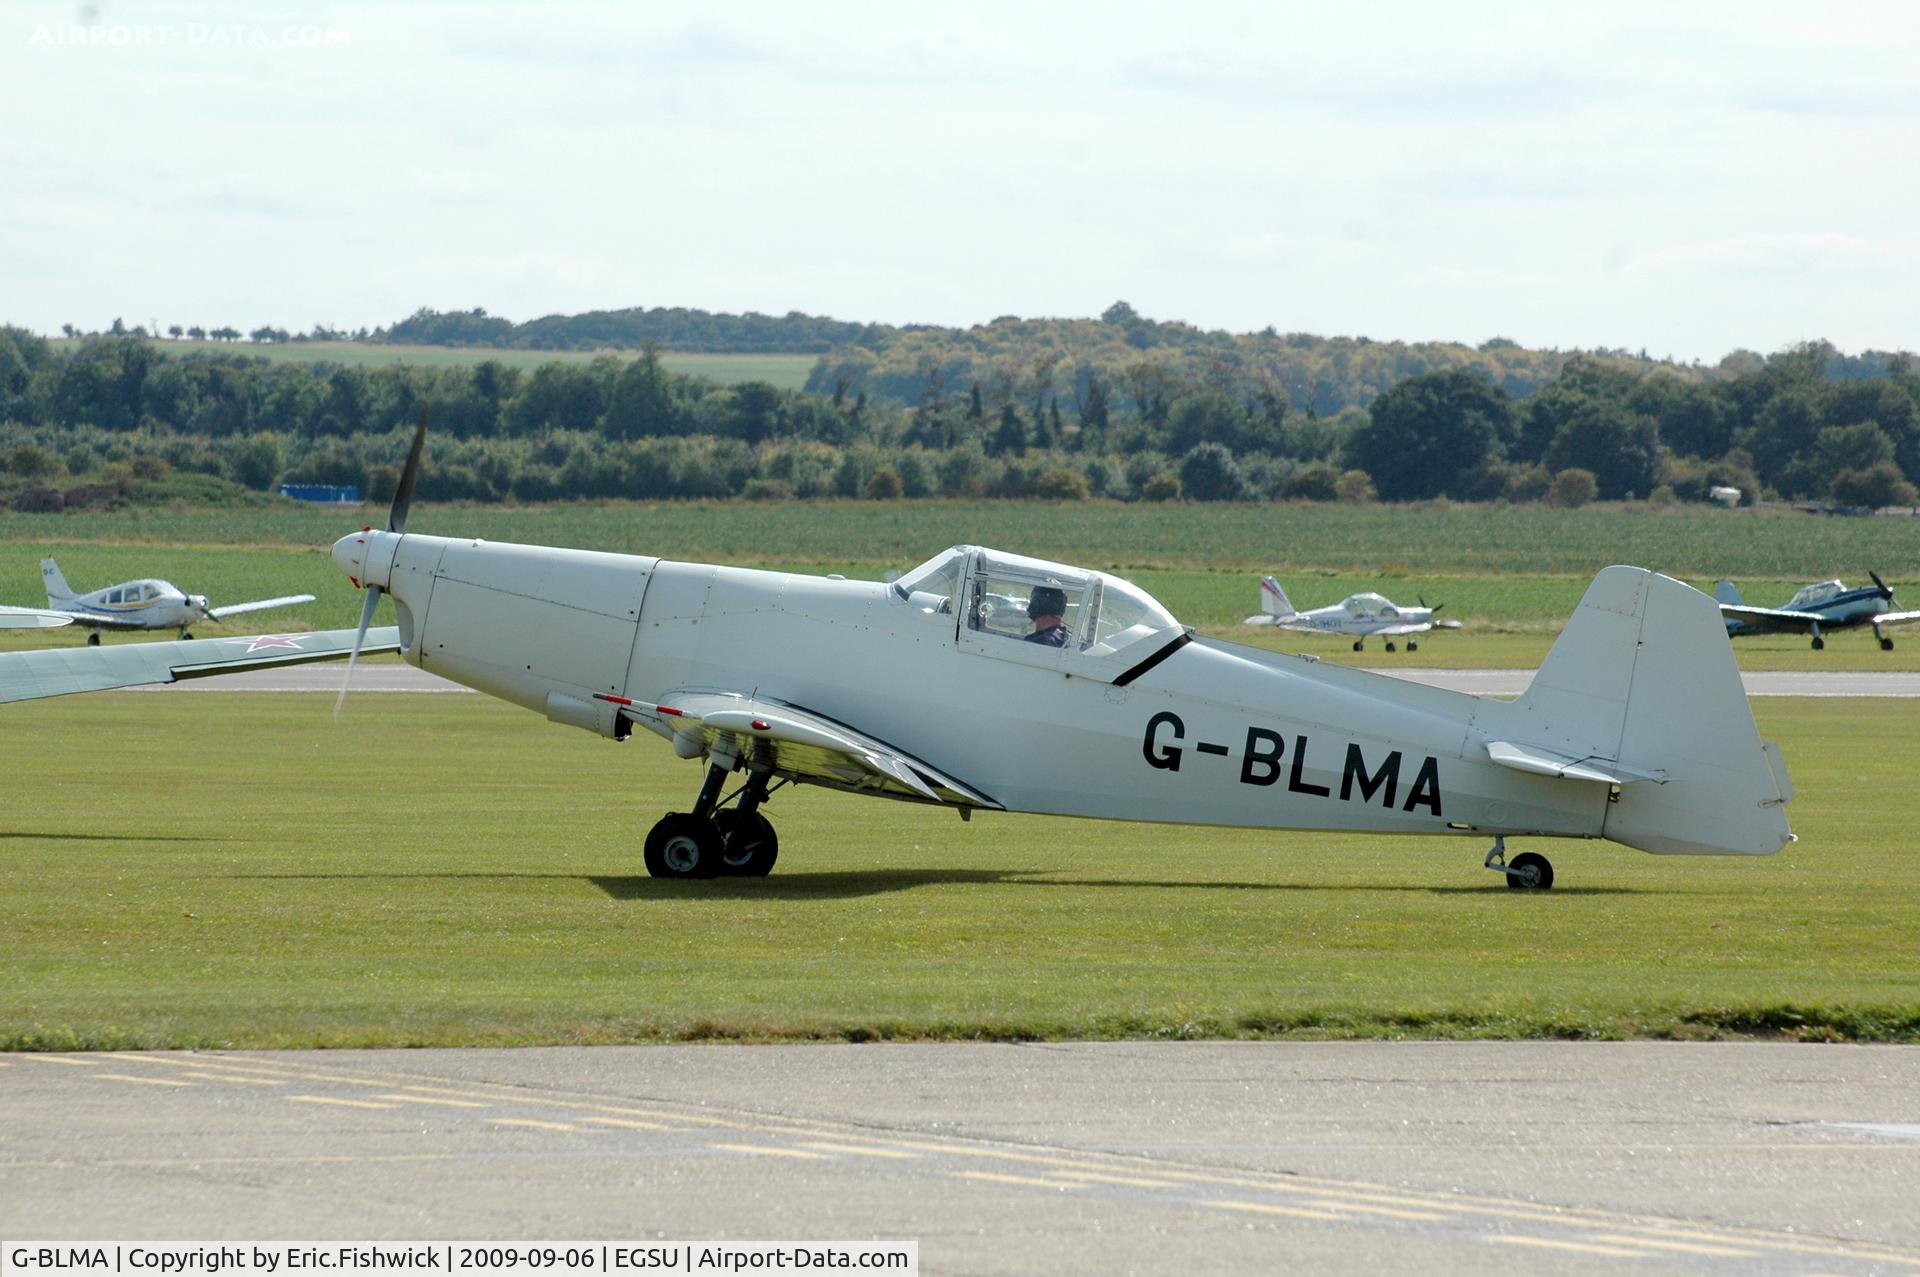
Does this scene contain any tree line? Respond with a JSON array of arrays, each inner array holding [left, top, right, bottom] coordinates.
[[3, 321, 1916, 511]]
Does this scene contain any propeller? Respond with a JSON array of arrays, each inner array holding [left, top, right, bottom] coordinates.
[[1870, 569, 1894, 602], [334, 411, 429, 717], [1420, 595, 1445, 614]]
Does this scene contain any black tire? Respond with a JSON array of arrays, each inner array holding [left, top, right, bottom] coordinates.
[[1506, 851, 1554, 891], [1812, 636, 1825, 650], [1407, 640, 1418, 652], [1882, 637, 1895, 651], [712, 809, 779, 877], [86, 632, 101, 646], [181, 632, 194, 641], [1351, 640, 1363, 652], [643, 813, 723, 879], [1385, 641, 1397, 652]]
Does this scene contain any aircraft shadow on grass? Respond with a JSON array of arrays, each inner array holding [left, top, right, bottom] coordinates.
[[226, 868, 1639, 900]]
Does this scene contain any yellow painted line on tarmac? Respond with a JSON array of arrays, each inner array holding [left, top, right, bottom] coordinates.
[[1493, 1236, 1658, 1259], [373, 1094, 487, 1109], [178, 1072, 282, 1086], [1044, 1169, 1179, 1189], [867, 1139, 1149, 1174], [20, 1055, 94, 1066], [1301, 1199, 1451, 1223], [1586, 1233, 1756, 1258], [584, 1117, 675, 1132], [951, 1170, 1082, 1191], [713, 1143, 832, 1161], [488, 1118, 577, 1133], [799, 1142, 922, 1160], [94, 1073, 194, 1087], [288, 1095, 397, 1110], [1209, 1200, 1346, 1223], [107, 1054, 303, 1081]]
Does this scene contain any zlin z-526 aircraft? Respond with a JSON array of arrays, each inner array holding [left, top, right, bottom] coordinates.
[[329, 421, 1794, 890], [1716, 574, 1920, 650], [41, 556, 315, 643]]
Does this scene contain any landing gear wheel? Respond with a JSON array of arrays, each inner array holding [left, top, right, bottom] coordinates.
[[1506, 851, 1554, 891], [1882, 637, 1895, 651], [1352, 640, 1363, 652], [1407, 640, 1418, 652], [180, 632, 194, 641], [1385, 641, 1397, 652], [86, 632, 101, 646], [1812, 636, 1825, 650], [643, 813, 723, 879], [712, 809, 778, 877]]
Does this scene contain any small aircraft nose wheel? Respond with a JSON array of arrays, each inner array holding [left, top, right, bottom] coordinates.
[[643, 813, 723, 879], [1351, 640, 1363, 652], [712, 808, 779, 877], [86, 633, 101, 646], [1384, 641, 1397, 652], [1407, 640, 1418, 652], [1485, 837, 1554, 890]]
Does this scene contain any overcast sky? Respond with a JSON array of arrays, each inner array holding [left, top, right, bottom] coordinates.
[[5, 1, 1916, 361]]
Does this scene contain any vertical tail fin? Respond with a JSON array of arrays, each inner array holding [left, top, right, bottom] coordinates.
[[1499, 567, 1791, 855], [1714, 579, 1742, 607], [41, 556, 76, 604], [1259, 576, 1294, 617]]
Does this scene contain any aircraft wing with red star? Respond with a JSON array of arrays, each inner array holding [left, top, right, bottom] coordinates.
[[0, 626, 401, 704]]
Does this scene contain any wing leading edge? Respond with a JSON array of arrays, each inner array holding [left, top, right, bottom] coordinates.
[[633, 691, 1001, 810]]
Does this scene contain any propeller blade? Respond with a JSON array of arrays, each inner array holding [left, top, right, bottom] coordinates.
[[333, 586, 383, 719], [1870, 569, 1890, 597], [388, 409, 429, 535]]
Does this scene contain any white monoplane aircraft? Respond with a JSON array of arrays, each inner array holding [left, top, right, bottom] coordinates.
[[1243, 578, 1462, 651], [41, 557, 316, 643], [326, 422, 1793, 891]]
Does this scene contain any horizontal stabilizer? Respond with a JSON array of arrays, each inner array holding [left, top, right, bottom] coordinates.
[[1485, 739, 1667, 786]]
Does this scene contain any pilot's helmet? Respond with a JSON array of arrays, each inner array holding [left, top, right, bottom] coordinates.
[[1029, 584, 1067, 618]]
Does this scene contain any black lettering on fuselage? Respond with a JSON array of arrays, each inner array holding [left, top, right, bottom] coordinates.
[[1403, 755, 1443, 815], [1341, 743, 1401, 806], [1143, 711, 1185, 771], [1287, 734, 1331, 797], [1240, 726, 1284, 786]]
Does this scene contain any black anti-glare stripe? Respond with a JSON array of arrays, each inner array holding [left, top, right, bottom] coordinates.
[[1112, 631, 1192, 687]]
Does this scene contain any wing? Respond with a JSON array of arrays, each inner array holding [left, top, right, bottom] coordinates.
[[207, 593, 317, 620], [1870, 609, 1920, 628], [634, 691, 1001, 810], [1718, 603, 1824, 633], [1372, 622, 1432, 636], [0, 605, 73, 630], [0, 626, 401, 705], [49, 609, 150, 630]]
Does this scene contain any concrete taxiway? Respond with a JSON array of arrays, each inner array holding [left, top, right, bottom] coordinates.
[[4, 1042, 1918, 1275], [123, 662, 1920, 696]]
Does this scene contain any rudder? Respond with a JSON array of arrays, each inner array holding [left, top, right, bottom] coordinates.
[[41, 556, 77, 603]]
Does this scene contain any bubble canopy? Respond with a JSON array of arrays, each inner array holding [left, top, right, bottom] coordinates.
[[890, 545, 1181, 657]]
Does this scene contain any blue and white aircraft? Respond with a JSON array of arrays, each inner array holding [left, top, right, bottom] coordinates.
[[1716, 574, 1920, 651], [41, 557, 315, 644]]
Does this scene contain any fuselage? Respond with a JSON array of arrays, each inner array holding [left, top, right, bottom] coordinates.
[[342, 531, 1624, 846], [58, 580, 204, 630]]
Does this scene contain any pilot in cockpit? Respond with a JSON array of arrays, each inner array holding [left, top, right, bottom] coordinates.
[[1025, 584, 1070, 647]]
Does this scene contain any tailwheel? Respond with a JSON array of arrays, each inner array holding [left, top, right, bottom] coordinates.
[[643, 813, 723, 879], [1506, 851, 1554, 891], [713, 809, 778, 877], [1485, 837, 1554, 891]]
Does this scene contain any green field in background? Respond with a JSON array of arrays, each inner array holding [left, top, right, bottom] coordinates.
[[0, 694, 1910, 1049], [45, 338, 817, 390]]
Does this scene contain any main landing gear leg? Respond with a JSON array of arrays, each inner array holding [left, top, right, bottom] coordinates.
[[643, 757, 782, 880], [1876, 623, 1894, 651], [1484, 836, 1554, 891]]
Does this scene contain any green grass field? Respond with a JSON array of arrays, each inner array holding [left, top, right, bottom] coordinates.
[[1, 693, 1912, 1049], [46, 338, 818, 391]]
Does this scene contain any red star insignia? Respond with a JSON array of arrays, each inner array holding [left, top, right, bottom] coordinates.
[[241, 634, 309, 653]]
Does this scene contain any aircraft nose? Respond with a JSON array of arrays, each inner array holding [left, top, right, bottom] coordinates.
[[330, 531, 370, 587], [332, 529, 401, 591]]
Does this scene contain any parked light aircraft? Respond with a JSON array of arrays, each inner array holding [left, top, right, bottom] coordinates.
[[0, 626, 400, 704], [42, 557, 315, 643], [1716, 574, 1920, 650], [1243, 578, 1462, 652], [326, 422, 1794, 891]]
